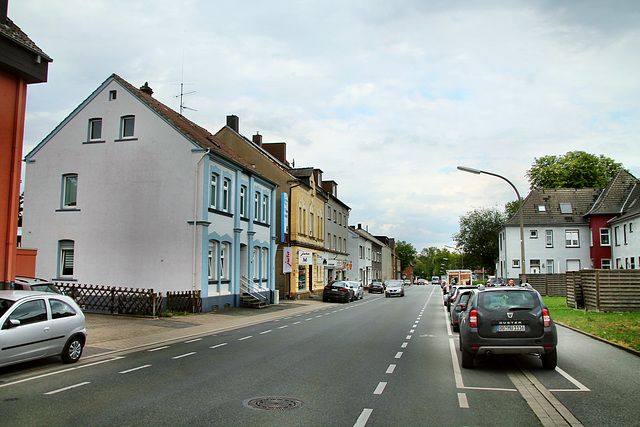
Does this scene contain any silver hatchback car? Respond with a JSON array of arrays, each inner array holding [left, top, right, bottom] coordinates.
[[0, 290, 86, 368]]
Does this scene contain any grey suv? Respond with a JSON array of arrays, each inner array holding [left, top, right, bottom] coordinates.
[[458, 285, 557, 369]]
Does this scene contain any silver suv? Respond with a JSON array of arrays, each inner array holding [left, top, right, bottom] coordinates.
[[0, 291, 86, 368], [458, 285, 558, 369]]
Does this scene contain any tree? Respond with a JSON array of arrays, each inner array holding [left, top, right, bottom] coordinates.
[[526, 151, 624, 189], [504, 199, 520, 220], [452, 207, 505, 272], [395, 240, 417, 272]]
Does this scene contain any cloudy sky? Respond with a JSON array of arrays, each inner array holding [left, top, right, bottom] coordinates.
[[10, 0, 640, 252]]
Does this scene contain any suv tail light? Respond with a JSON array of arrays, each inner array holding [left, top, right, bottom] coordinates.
[[542, 308, 551, 327], [469, 310, 478, 328]]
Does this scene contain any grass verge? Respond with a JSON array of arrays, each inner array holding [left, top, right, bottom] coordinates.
[[544, 297, 640, 352]]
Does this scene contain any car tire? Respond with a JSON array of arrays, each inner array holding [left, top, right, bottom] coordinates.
[[541, 349, 558, 370], [61, 335, 84, 364], [461, 347, 474, 369]]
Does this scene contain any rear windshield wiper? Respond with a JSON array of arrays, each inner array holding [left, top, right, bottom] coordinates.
[[508, 306, 534, 311]]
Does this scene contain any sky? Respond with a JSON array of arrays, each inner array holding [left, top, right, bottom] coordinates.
[[10, 0, 640, 252]]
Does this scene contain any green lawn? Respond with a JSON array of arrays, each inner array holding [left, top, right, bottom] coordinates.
[[544, 297, 640, 352]]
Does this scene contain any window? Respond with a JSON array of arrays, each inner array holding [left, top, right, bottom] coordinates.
[[49, 299, 77, 319], [220, 243, 230, 279], [256, 193, 262, 221], [601, 259, 611, 269], [89, 118, 102, 140], [530, 230, 538, 239], [253, 247, 260, 279], [530, 259, 541, 272], [210, 173, 218, 208], [624, 224, 628, 245], [121, 115, 135, 138], [222, 178, 231, 212], [545, 230, 553, 247], [59, 240, 74, 278], [262, 248, 268, 277], [240, 186, 247, 217], [546, 259, 554, 274], [9, 300, 47, 326], [614, 226, 620, 246], [109, 90, 117, 100], [309, 212, 314, 237], [565, 230, 580, 247], [560, 203, 573, 214], [339, 213, 342, 226], [630, 257, 636, 269], [334, 235, 337, 251], [262, 195, 269, 223], [208, 241, 218, 279], [512, 259, 520, 268], [537, 205, 546, 212], [327, 233, 331, 248], [333, 209, 337, 223], [600, 228, 611, 246], [62, 174, 78, 208]]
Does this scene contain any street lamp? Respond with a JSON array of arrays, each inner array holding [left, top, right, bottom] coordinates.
[[457, 166, 525, 277]]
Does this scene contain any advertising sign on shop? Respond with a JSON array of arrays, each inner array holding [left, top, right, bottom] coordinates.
[[283, 247, 292, 273], [299, 250, 313, 265]]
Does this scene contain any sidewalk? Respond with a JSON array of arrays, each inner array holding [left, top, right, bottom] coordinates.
[[83, 298, 325, 359]]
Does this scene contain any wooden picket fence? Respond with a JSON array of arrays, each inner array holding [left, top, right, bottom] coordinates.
[[166, 290, 202, 313], [56, 282, 163, 316]]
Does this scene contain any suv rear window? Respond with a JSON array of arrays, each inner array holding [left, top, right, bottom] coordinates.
[[478, 291, 539, 311]]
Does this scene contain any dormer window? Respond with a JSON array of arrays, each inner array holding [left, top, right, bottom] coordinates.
[[537, 205, 546, 212]]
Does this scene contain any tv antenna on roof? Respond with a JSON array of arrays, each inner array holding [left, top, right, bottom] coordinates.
[[175, 82, 197, 116]]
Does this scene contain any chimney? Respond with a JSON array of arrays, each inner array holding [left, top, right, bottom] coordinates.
[[263, 142, 288, 165], [139, 82, 153, 96], [358, 223, 362, 229], [0, 0, 7, 25], [252, 132, 263, 147], [227, 115, 239, 133]]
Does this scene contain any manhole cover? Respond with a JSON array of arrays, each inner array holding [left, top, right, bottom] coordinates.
[[245, 397, 304, 411]]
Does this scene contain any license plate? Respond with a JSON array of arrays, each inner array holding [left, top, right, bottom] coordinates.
[[497, 325, 525, 332]]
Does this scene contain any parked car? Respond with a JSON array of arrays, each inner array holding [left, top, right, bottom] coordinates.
[[458, 285, 558, 370], [13, 277, 62, 294], [431, 276, 440, 285], [322, 281, 354, 303], [0, 290, 86, 368], [345, 281, 364, 300], [384, 280, 405, 297], [445, 285, 476, 312], [369, 282, 384, 293], [486, 277, 505, 287], [449, 289, 473, 332]]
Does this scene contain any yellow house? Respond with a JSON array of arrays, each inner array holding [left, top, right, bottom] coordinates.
[[289, 168, 327, 298]]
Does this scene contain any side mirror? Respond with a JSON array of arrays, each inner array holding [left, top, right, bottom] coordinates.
[[455, 306, 462, 312]]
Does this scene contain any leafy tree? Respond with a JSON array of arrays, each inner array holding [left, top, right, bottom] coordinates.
[[395, 240, 417, 272], [452, 207, 505, 272], [504, 199, 520, 220], [526, 151, 624, 189]]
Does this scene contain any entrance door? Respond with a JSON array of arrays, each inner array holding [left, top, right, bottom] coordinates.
[[309, 264, 313, 292]]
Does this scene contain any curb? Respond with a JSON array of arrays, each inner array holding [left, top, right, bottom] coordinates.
[[556, 322, 640, 357]]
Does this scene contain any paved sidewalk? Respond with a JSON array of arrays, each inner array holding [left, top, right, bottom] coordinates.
[[83, 298, 326, 359]]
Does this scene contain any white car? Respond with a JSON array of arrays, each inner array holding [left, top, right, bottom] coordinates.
[[344, 281, 364, 300], [0, 290, 86, 368]]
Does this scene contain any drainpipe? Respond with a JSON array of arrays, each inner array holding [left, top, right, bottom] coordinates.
[[193, 149, 210, 292]]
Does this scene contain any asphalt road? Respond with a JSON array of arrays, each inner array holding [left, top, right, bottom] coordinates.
[[0, 285, 638, 426]]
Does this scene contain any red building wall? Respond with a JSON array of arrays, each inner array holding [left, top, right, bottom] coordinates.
[[589, 216, 613, 269], [0, 69, 27, 287]]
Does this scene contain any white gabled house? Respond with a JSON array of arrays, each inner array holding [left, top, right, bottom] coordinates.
[[22, 74, 277, 310]]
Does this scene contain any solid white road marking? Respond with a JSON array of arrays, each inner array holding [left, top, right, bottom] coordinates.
[[373, 382, 387, 395], [353, 408, 373, 427], [553, 367, 591, 392], [45, 382, 91, 395], [119, 365, 151, 374], [386, 364, 396, 374], [457, 392, 469, 408]]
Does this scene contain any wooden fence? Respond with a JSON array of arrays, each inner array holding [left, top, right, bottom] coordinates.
[[166, 290, 202, 313], [56, 282, 163, 316], [521, 270, 640, 312]]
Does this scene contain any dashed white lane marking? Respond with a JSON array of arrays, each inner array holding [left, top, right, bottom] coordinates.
[[148, 346, 169, 352], [172, 352, 196, 359], [210, 343, 228, 349], [44, 382, 91, 395], [238, 336, 253, 340], [260, 330, 272, 334], [373, 382, 387, 395], [119, 365, 151, 374], [278, 325, 289, 329], [406, 335, 412, 340], [401, 342, 408, 348], [293, 321, 301, 325], [395, 352, 403, 359], [185, 338, 202, 343], [457, 393, 469, 408], [386, 364, 396, 374], [353, 408, 373, 427]]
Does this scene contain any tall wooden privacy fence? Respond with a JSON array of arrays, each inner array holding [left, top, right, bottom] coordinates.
[[56, 282, 163, 316], [520, 270, 640, 312]]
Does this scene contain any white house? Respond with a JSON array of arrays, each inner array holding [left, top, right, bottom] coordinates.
[[22, 74, 277, 310], [608, 184, 640, 269], [497, 188, 601, 279]]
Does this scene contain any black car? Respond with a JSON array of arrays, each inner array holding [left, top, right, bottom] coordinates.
[[323, 281, 354, 303], [369, 282, 384, 293], [458, 284, 558, 370]]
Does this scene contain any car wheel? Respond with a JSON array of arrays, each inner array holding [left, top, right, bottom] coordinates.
[[62, 335, 84, 364], [541, 349, 557, 370], [452, 324, 459, 332], [461, 347, 474, 369]]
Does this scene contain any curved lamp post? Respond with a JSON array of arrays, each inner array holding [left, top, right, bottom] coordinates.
[[457, 166, 525, 277]]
